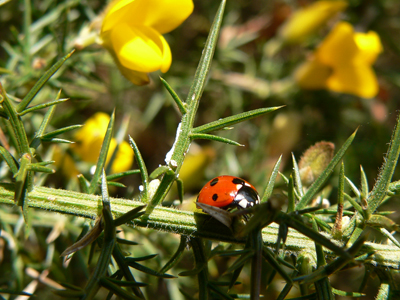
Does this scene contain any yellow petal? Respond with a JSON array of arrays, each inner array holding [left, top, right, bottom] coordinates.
[[53, 146, 80, 179], [159, 34, 172, 73], [115, 58, 151, 85], [100, 0, 192, 85], [109, 141, 134, 174], [326, 64, 379, 98], [294, 59, 332, 90], [101, 30, 151, 85], [73, 113, 110, 163], [279, 0, 348, 44], [102, 0, 138, 33], [298, 21, 382, 98], [106, 0, 135, 17], [316, 22, 358, 66], [72, 113, 134, 173], [354, 30, 383, 64], [74, 113, 109, 143], [111, 23, 164, 72], [140, 0, 194, 34], [102, 0, 193, 35], [179, 145, 215, 191]]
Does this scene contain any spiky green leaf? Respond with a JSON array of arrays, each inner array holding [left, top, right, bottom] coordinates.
[[160, 77, 186, 114], [190, 133, 243, 146], [88, 111, 115, 194], [192, 106, 283, 134]]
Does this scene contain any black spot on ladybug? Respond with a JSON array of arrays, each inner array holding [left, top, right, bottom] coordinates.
[[232, 178, 244, 185], [210, 178, 219, 186], [212, 194, 218, 201]]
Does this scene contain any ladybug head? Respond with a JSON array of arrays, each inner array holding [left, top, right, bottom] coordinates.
[[233, 184, 260, 209]]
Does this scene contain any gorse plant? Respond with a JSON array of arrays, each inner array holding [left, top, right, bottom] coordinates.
[[0, 1, 400, 300]]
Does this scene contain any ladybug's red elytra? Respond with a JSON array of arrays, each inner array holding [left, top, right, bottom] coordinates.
[[197, 175, 260, 210]]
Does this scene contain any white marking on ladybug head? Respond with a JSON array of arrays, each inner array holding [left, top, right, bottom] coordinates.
[[238, 199, 249, 208], [236, 184, 242, 190], [235, 194, 245, 201], [244, 182, 251, 187]]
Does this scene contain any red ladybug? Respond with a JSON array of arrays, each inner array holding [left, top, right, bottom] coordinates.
[[197, 175, 260, 210]]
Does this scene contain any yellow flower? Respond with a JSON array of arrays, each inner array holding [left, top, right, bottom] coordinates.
[[279, 0, 348, 44], [53, 146, 80, 179], [295, 21, 383, 98], [179, 145, 215, 192], [100, 0, 194, 85], [72, 112, 133, 174]]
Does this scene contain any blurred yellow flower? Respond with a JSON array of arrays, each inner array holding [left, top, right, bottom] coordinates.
[[279, 0, 348, 44], [53, 146, 80, 179], [295, 21, 383, 98], [179, 145, 215, 192], [100, 0, 194, 85], [72, 112, 133, 174]]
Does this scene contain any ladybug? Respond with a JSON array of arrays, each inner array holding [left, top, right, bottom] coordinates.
[[197, 175, 260, 210]]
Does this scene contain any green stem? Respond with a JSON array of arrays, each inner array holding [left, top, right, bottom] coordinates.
[[375, 283, 390, 300], [0, 84, 34, 196], [143, 0, 226, 218], [250, 229, 262, 300], [0, 184, 399, 269], [0, 84, 31, 155], [190, 237, 209, 300], [368, 113, 400, 214]]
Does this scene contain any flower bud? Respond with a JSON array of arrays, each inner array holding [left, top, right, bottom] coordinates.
[[299, 141, 335, 186]]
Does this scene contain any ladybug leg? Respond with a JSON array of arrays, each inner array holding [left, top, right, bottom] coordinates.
[[226, 200, 251, 221]]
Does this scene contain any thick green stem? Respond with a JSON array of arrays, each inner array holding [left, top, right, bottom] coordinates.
[[0, 184, 399, 269]]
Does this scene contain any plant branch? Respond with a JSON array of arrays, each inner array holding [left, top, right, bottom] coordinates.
[[0, 184, 399, 269], [143, 0, 226, 219]]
